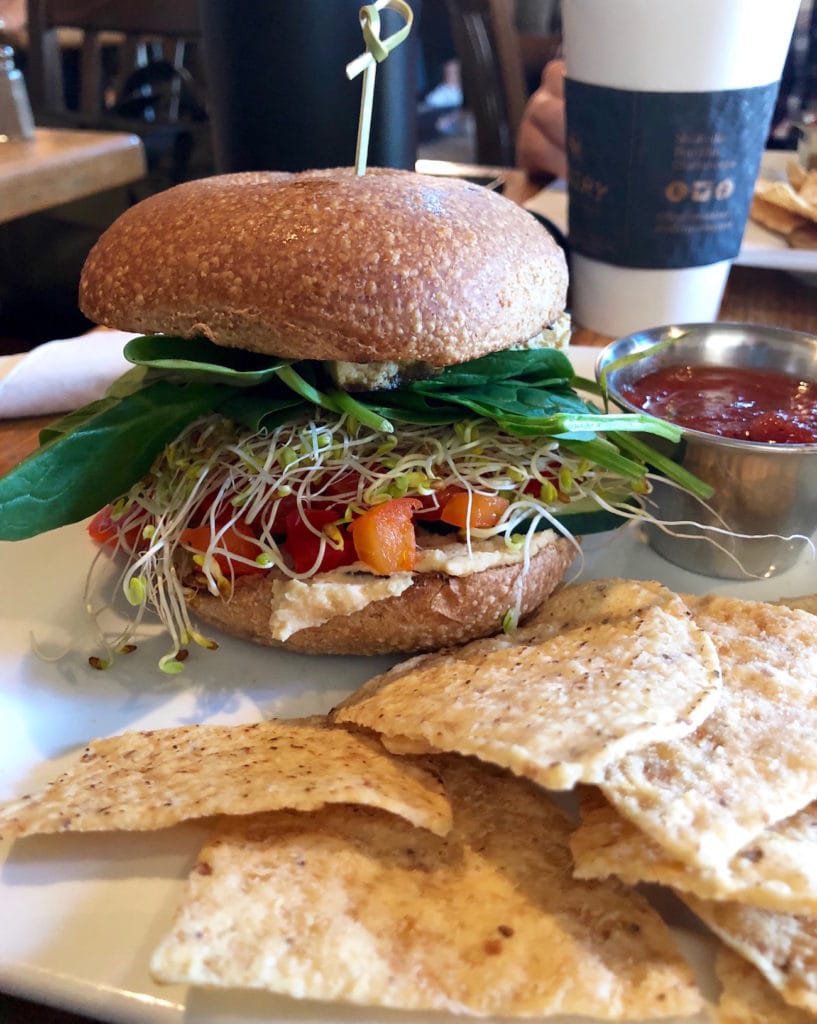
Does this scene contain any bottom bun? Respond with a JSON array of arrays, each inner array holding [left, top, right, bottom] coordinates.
[[187, 536, 575, 656]]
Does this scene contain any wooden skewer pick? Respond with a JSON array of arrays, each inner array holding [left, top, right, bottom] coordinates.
[[346, 0, 414, 176]]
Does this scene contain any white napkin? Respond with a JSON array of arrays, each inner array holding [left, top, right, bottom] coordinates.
[[0, 330, 137, 419]]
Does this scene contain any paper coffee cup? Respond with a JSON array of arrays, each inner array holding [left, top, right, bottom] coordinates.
[[562, 0, 800, 337]]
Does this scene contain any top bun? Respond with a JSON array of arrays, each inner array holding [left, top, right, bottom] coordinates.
[[79, 168, 567, 366]]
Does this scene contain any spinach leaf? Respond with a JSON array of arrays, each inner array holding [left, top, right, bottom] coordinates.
[[276, 364, 342, 413], [124, 334, 289, 386], [426, 347, 574, 389], [39, 395, 124, 446], [105, 364, 154, 398], [216, 389, 307, 431], [329, 389, 393, 433], [1, 336, 705, 545], [365, 390, 462, 425], [39, 366, 153, 444], [611, 431, 714, 500], [413, 381, 591, 422], [0, 380, 224, 540]]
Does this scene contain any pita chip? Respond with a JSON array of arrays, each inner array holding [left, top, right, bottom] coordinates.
[[684, 894, 817, 1016], [334, 579, 721, 789], [571, 789, 817, 915], [151, 755, 703, 1019], [714, 945, 815, 1024], [602, 596, 817, 872], [0, 717, 452, 838]]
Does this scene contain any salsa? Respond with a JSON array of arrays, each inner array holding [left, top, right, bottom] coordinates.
[[621, 364, 817, 444]]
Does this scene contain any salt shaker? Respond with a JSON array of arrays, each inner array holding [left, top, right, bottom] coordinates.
[[0, 44, 35, 140]]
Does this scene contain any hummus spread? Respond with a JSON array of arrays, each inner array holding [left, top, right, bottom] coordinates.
[[268, 530, 557, 640], [269, 572, 413, 641], [414, 530, 557, 576]]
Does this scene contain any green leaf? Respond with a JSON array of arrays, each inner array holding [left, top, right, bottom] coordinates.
[[364, 397, 462, 426], [105, 364, 154, 399], [571, 374, 603, 396], [216, 390, 307, 431], [329, 389, 394, 433], [424, 382, 591, 421], [275, 364, 342, 414], [0, 380, 224, 540], [3, 339, 710, 547], [39, 396, 122, 446], [124, 334, 290, 386], [597, 335, 680, 409], [426, 347, 574, 389], [39, 366, 153, 444], [559, 437, 649, 481], [610, 431, 715, 501]]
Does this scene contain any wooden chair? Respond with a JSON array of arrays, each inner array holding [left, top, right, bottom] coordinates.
[[24, 0, 210, 189], [25, 0, 202, 122], [444, 0, 560, 166], [444, 0, 526, 166]]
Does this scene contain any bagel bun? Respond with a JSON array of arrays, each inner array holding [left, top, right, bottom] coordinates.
[[187, 535, 575, 656], [78, 168, 568, 366]]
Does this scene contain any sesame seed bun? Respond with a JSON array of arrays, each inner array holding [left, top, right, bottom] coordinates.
[[78, 168, 567, 365], [187, 536, 575, 656]]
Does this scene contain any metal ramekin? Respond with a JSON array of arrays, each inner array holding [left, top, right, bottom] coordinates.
[[596, 323, 817, 579]]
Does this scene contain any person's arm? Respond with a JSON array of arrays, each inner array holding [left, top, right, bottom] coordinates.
[[516, 59, 567, 179]]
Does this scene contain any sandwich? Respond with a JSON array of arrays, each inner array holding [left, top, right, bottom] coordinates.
[[0, 168, 698, 671]]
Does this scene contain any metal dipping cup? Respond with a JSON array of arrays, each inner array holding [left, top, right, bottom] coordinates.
[[596, 323, 817, 579]]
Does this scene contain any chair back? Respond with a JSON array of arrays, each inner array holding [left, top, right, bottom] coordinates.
[[25, 0, 201, 120], [444, 0, 527, 166]]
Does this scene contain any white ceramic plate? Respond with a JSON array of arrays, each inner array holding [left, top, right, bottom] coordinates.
[[524, 152, 817, 281], [1, 348, 815, 1024]]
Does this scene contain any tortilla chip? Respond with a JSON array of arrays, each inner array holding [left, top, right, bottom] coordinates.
[[0, 717, 452, 838], [684, 894, 817, 1016], [776, 594, 817, 615], [334, 579, 722, 789], [601, 596, 817, 873], [754, 180, 817, 223], [714, 946, 815, 1023], [151, 755, 703, 1018], [750, 195, 809, 236], [787, 158, 808, 192], [787, 221, 817, 249], [571, 789, 817, 915], [797, 170, 817, 209]]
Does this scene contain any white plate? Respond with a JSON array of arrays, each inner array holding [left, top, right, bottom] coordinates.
[[1, 348, 815, 1024], [525, 151, 817, 281]]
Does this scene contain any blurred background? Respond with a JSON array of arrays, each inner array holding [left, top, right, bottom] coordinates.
[[0, 0, 813, 352]]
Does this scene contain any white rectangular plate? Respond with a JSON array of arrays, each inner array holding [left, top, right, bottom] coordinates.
[[1, 348, 814, 1024]]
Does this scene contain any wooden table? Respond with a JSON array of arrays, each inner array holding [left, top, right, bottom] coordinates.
[[0, 127, 146, 223], [2, 177, 817, 1024]]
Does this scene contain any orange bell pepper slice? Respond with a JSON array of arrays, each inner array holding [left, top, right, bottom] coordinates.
[[440, 492, 509, 529], [349, 497, 422, 574]]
